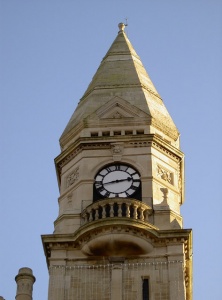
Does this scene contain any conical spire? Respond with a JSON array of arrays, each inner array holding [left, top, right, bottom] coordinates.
[[60, 23, 179, 146], [81, 22, 159, 100]]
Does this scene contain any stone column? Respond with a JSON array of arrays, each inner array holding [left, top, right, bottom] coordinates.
[[15, 267, 36, 300]]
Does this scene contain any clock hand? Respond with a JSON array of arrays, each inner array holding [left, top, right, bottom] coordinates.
[[103, 177, 132, 185]]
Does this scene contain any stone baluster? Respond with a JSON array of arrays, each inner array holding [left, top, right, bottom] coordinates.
[[88, 209, 93, 222], [144, 209, 149, 222], [102, 205, 106, 218], [82, 211, 87, 224], [140, 206, 145, 221], [125, 202, 130, 218], [81, 199, 151, 225], [133, 205, 138, 220], [110, 201, 114, 217], [117, 203, 122, 217], [95, 208, 99, 220]]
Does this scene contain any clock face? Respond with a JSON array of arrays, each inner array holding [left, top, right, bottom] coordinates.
[[94, 164, 141, 198]]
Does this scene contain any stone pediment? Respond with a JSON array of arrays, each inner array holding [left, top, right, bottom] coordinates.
[[87, 96, 150, 121]]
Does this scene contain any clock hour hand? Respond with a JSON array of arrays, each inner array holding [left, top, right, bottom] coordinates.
[[103, 177, 132, 185]]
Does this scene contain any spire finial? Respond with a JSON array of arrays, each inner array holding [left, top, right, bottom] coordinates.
[[118, 22, 125, 33]]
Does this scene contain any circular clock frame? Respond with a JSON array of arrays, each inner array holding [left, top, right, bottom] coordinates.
[[94, 164, 141, 199]]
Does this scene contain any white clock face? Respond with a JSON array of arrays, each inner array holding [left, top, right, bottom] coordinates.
[[95, 164, 140, 198]]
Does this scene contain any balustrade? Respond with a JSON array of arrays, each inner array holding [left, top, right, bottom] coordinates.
[[81, 198, 152, 226]]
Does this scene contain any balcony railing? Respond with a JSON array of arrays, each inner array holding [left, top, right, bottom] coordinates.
[[81, 198, 152, 226]]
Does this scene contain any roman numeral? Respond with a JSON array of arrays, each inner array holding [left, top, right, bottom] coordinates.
[[95, 181, 102, 185], [98, 174, 105, 178], [105, 191, 110, 197], [131, 172, 137, 175], [131, 185, 138, 190], [97, 186, 104, 192], [119, 165, 127, 171]]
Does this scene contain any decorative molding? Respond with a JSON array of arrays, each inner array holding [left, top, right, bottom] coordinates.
[[112, 111, 122, 118], [152, 141, 181, 161], [94, 96, 149, 120], [160, 188, 169, 203], [58, 143, 110, 170], [76, 226, 189, 251], [111, 142, 124, 161], [157, 165, 173, 184], [67, 193, 73, 209], [56, 136, 182, 176], [66, 168, 79, 188], [44, 232, 189, 251]]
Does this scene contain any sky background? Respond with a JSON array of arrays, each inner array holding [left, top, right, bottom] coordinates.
[[1, 0, 222, 299]]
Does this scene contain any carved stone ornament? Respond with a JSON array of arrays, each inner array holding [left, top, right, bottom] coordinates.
[[111, 143, 124, 161], [111, 143, 123, 154], [66, 167, 79, 188], [113, 144, 122, 154], [157, 165, 173, 184], [112, 111, 122, 118]]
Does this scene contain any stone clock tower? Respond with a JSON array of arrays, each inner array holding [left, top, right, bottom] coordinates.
[[42, 23, 192, 300]]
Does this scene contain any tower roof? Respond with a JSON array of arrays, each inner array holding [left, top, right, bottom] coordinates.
[[60, 23, 179, 145]]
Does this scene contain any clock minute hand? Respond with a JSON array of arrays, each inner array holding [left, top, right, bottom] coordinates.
[[103, 177, 132, 185]]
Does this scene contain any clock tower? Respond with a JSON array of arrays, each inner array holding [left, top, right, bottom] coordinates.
[[42, 23, 192, 299]]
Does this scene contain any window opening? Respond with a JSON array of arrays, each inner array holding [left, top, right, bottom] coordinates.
[[125, 130, 133, 135], [142, 278, 149, 300], [136, 130, 144, 135], [91, 132, 98, 137], [114, 131, 121, 136], [102, 131, 110, 136]]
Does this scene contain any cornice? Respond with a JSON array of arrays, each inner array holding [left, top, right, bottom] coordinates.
[[42, 227, 192, 264], [55, 134, 184, 187]]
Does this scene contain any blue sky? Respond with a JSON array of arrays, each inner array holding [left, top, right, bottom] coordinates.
[[1, 1, 222, 299]]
